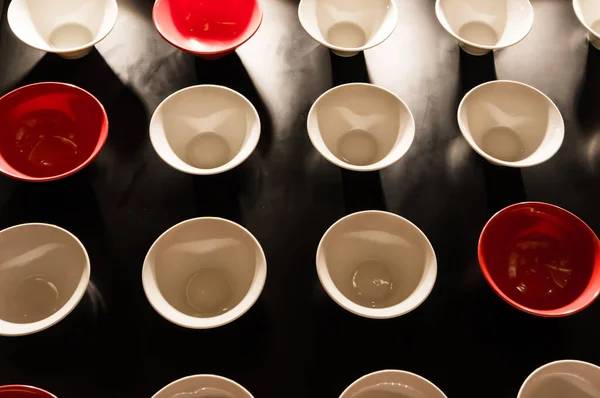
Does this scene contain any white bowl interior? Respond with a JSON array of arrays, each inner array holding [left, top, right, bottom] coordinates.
[[150, 86, 260, 175], [152, 375, 254, 398], [574, 0, 600, 36], [519, 361, 600, 398], [308, 84, 414, 171], [143, 218, 266, 329], [317, 212, 436, 318], [436, 0, 533, 48], [299, 0, 397, 50], [8, 0, 118, 52], [0, 224, 90, 336], [340, 370, 447, 398], [458, 81, 564, 167]]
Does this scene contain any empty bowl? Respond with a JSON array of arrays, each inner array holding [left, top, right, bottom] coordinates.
[[153, 0, 263, 59], [0, 82, 109, 182], [518, 360, 600, 398], [298, 0, 398, 57], [8, 0, 118, 59], [0, 385, 57, 398], [142, 217, 267, 329], [152, 375, 254, 398], [435, 0, 534, 56], [479, 202, 600, 317], [307, 83, 415, 172], [573, 0, 600, 49], [317, 211, 437, 319], [339, 370, 447, 398], [0, 223, 91, 336], [150, 85, 260, 176], [458, 80, 564, 168]]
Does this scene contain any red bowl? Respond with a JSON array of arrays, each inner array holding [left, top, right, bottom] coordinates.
[[478, 202, 600, 317], [152, 0, 263, 59], [0, 385, 57, 398], [0, 82, 108, 182]]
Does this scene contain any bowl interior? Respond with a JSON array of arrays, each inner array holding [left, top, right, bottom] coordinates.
[[340, 370, 447, 398], [308, 84, 414, 170], [0, 225, 88, 327], [9, 0, 117, 51], [0, 83, 108, 180], [480, 203, 600, 314], [144, 219, 265, 323], [437, 0, 532, 48], [0, 386, 56, 398], [153, 375, 253, 398], [299, 0, 396, 50], [318, 212, 435, 314], [519, 361, 600, 398], [458, 82, 563, 166], [153, 0, 262, 54], [151, 86, 260, 174], [575, 0, 600, 35]]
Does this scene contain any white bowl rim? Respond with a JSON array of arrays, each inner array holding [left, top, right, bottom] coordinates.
[[434, 0, 535, 51], [149, 84, 261, 176], [339, 369, 448, 398], [0, 223, 91, 337], [457, 79, 565, 168], [297, 0, 399, 52], [517, 360, 600, 398], [573, 0, 600, 39], [316, 210, 437, 319], [307, 83, 416, 172], [151, 374, 255, 398], [7, 0, 119, 54], [142, 217, 267, 329]]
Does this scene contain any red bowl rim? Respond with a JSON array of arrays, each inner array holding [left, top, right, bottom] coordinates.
[[478, 201, 600, 317], [152, 0, 264, 56], [0, 385, 57, 397], [0, 82, 109, 182]]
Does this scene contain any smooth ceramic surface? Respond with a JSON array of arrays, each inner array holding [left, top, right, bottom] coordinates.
[[458, 80, 564, 168], [574, 0, 600, 49], [339, 370, 447, 398], [436, 0, 534, 55], [0, 223, 90, 336], [7, 0, 118, 59], [150, 85, 260, 176], [308, 83, 415, 171], [298, 0, 398, 57], [317, 211, 437, 319], [152, 375, 254, 398], [479, 202, 600, 317], [0, 82, 109, 182], [153, 0, 263, 59], [518, 360, 600, 398], [0, 385, 57, 398], [142, 217, 267, 329]]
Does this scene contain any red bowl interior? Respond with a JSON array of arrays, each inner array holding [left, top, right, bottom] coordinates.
[[478, 202, 600, 317], [153, 0, 263, 56], [0, 385, 56, 398], [0, 82, 108, 182]]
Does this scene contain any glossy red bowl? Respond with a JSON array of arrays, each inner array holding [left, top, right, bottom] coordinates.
[[153, 0, 263, 59], [0, 385, 57, 398], [0, 82, 108, 182], [479, 202, 600, 317]]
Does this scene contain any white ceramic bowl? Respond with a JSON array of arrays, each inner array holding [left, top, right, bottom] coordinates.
[[0, 223, 90, 336], [518, 360, 600, 398], [435, 0, 534, 56], [152, 375, 254, 398], [340, 370, 447, 398], [142, 218, 267, 329], [8, 0, 118, 59], [307, 83, 415, 172], [573, 0, 600, 50], [458, 80, 565, 168], [150, 85, 261, 176], [317, 211, 437, 319], [298, 0, 398, 57]]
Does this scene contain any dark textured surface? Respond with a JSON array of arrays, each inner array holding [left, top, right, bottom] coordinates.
[[0, 0, 599, 397]]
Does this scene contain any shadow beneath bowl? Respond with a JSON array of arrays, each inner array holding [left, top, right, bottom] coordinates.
[[341, 170, 387, 214], [481, 160, 527, 216], [457, 49, 497, 98], [576, 43, 600, 135], [194, 53, 273, 157], [330, 51, 371, 86]]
